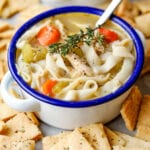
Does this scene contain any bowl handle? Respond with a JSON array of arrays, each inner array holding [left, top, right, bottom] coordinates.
[[1, 71, 41, 112]]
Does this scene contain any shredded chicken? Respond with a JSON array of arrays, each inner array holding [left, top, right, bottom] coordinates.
[[66, 53, 93, 77]]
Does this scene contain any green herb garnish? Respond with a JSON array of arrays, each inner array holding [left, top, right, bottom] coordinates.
[[48, 26, 104, 56]]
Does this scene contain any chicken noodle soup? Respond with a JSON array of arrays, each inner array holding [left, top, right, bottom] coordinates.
[[16, 13, 135, 101]]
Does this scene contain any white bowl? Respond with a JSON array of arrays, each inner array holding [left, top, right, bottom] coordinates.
[[1, 6, 144, 129]]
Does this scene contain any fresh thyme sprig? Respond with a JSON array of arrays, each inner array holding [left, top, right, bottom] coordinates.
[[48, 26, 104, 56]]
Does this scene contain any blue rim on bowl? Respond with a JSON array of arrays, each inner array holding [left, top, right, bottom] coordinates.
[[8, 6, 144, 108]]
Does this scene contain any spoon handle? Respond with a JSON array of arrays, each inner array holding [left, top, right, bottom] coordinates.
[[96, 0, 122, 27]]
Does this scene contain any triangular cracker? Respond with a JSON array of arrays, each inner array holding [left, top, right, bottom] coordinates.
[[50, 129, 94, 150], [43, 132, 71, 150], [104, 126, 126, 147], [134, 0, 150, 14], [25, 112, 40, 126], [0, 120, 6, 133], [135, 13, 150, 37], [5, 113, 42, 141], [137, 95, 150, 126], [0, 135, 35, 150], [0, 29, 15, 39], [0, 21, 11, 32], [136, 95, 150, 141], [0, 103, 19, 121], [113, 145, 150, 150], [0, 39, 10, 50], [0, 0, 40, 18], [78, 123, 111, 150], [136, 125, 150, 141], [18, 4, 50, 24], [120, 86, 142, 131], [115, 131, 150, 149]]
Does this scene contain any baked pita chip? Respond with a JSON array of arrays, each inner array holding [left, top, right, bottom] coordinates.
[[0, 20, 11, 32], [50, 129, 94, 150], [5, 113, 42, 141], [0, 90, 3, 103], [0, 61, 5, 81], [0, 135, 35, 150], [25, 112, 40, 126], [113, 145, 150, 150], [0, 103, 19, 121], [115, 0, 139, 18], [120, 86, 142, 131], [137, 95, 150, 126], [78, 123, 111, 150], [0, 0, 6, 11], [18, 4, 50, 24], [134, 0, 150, 14], [0, 0, 40, 18], [136, 95, 150, 141], [116, 131, 150, 149], [135, 13, 150, 37], [42, 132, 71, 150], [116, 0, 131, 16], [136, 125, 150, 141], [104, 126, 126, 147], [0, 29, 15, 39], [145, 39, 150, 58], [0, 39, 10, 50], [0, 120, 6, 133]]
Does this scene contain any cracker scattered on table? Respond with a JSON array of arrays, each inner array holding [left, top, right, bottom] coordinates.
[[0, 103, 19, 121], [0, 135, 35, 150], [25, 112, 40, 126], [0, 29, 16, 39], [0, 120, 6, 133], [42, 132, 71, 150], [0, 20, 12, 32], [135, 13, 150, 38], [0, 0, 40, 18], [5, 113, 42, 141], [79, 123, 111, 150], [104, 127, 126, 147], [0, 21, 16, 81], [120, 86, 142, 131], [115, 0, 139, 19], [0, 90, 3, 103], [0, 0, 6, 13], [113, 145, 150, 150], [135, 95, 150, 141], [0, 39, 10, 50], [136, 125, 150, 142], [18, 4, 50, 24], [50, 129, 94, 150], [145, 39, 150, 56], [137, 95, 150, 126], [134, 0, 150, 14], [0, 61, 6, 81], [116, 131, 150, 149]]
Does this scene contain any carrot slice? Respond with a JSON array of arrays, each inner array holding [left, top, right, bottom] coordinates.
[[99, 27, 119, 43], [42, 79, 57, 97], [37, 25, 61, 46]]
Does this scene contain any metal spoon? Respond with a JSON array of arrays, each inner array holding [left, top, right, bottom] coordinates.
[[96, 0, 122, 27]]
